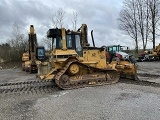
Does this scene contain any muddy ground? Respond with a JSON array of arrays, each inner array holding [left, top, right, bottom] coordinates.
[[1, 62, 160, 120]]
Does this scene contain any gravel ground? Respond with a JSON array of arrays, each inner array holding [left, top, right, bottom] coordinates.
[[137, 61, 160, 74], [1, 62, 160, 120], [137, 61, 160, 83], [0, 68, 36, 83]]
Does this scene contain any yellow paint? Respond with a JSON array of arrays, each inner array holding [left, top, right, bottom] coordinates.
[[62, 28, 67, 50], [30, 25, 35, 34], [81, 49, 107, 69], [69, 63, 80, 75], [22, 53, 29, 61], [111, 60, 137, 76]]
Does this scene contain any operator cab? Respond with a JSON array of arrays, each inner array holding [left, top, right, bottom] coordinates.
[[36, 46, 46, 61], [47, 28, 83, 56]]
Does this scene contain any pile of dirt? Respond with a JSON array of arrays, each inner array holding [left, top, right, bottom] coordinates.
[[0, 62, 21, 69]]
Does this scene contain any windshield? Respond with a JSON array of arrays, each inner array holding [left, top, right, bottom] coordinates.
[[75, 34, 82, 56], [52, 38, 56, 49], [51, 33, 82, 52], [108, 47, 116, 53], [108, 46, 122, 53], [52, 36, 62, 49], [75, 35, 82, 51], [66, 35, 72, 48], [38, 49, 44, 56]]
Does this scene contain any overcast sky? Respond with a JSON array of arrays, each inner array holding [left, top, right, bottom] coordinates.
[[0, 0, 154, 49]]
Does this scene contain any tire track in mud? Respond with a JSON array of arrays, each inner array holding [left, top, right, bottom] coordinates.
[[120, 73, 160, 87], [138, 73, 160, 78]]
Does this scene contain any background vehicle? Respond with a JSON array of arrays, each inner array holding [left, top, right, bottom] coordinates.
[[22, 25, 45, 73], [104, 45, 130, 62], [36, 24, 138, 89], [138, 44, 160, 62]]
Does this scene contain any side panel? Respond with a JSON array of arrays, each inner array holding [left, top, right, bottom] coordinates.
[[82, 49, 107, 68]]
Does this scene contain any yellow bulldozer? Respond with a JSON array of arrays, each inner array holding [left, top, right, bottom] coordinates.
[[36, 24, 138, 89], [22, 25, 45, 73], [138, 44, 160, 62]]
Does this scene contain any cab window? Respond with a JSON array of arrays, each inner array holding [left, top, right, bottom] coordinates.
[[66, 35, 72, 48], [52, 36, 62, 49]]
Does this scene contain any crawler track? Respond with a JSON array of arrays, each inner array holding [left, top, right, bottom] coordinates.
[[1, 72, 160, 95], [0, 80, 59, 94], [55, 61, 119, 89]]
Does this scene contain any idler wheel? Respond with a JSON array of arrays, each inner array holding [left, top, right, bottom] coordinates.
[[59, 74, 70, 86], [68, 63, 80, 75]]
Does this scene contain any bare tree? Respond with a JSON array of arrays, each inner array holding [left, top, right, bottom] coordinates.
[[44, 9, 78, 50], [9, 22, 28, 49], [44, 8, 65, 51], [72, 12, 78, 30], [118, 0, 160, 54], [148, 0, 160, 49], [51, 8, 65, 28], [7, 22, 28, 61], [42, 37, 52, 50], [118, 0, 139, 54], [0, 43, 11, 62], [136, 0, 151, 51]]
